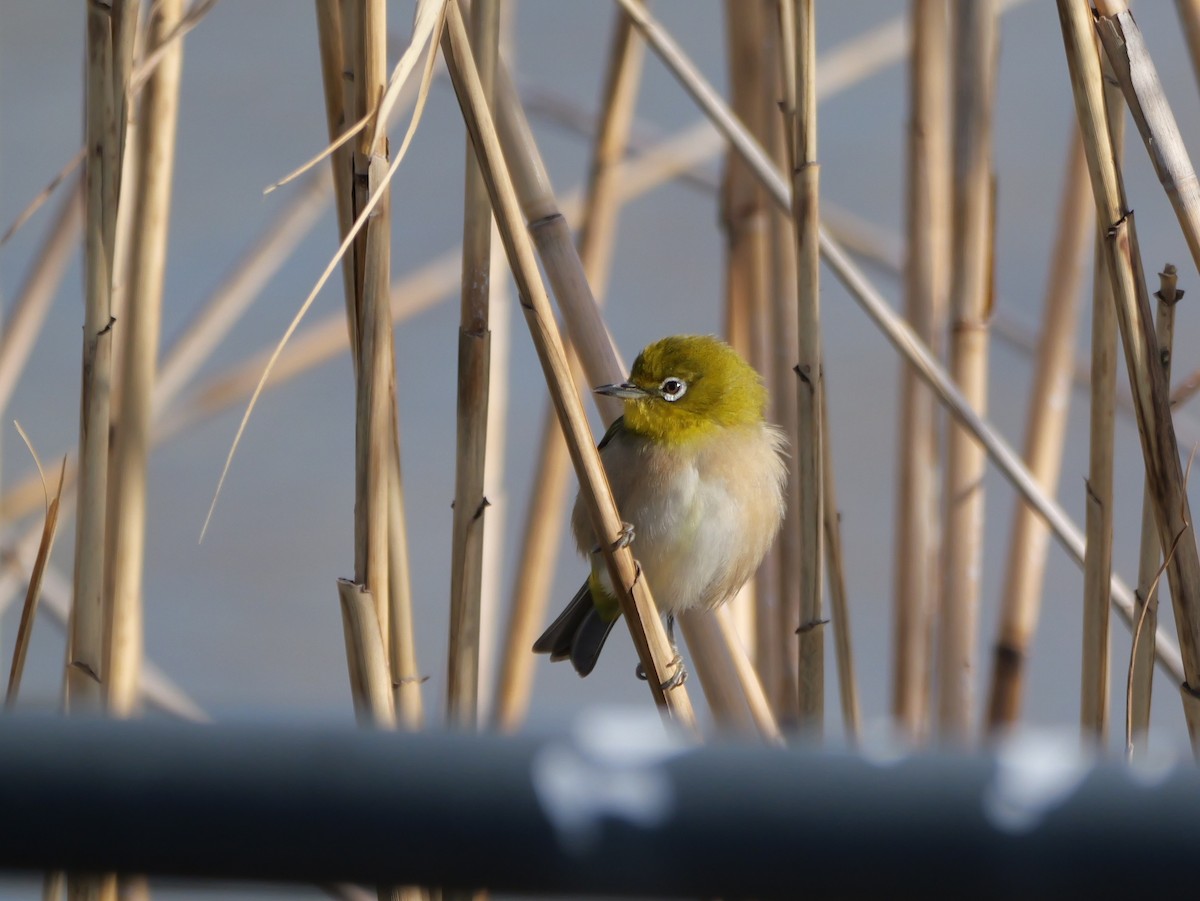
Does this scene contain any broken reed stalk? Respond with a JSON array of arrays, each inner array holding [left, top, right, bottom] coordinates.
[[785, 0, 825, 736], [1129, 265, 1183, 754], [1058, 0, 1200, 753], [70, 0, 138, 712], [938, 0, 998, 744], [0, 182, 83, 418], [1096, 1, 1200, 280], [722, 0, 782, 715], [986, 130, 1093, 732], [447, 0, 498, 731], [440, 0, 696, 727], [104, 0, 184, 716], [492, 5, 646, 732], [5, 459, 67, 707], [894, 0, 950, 743]]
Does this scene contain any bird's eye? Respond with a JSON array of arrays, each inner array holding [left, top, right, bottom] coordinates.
[[659, 377, 687, 402]]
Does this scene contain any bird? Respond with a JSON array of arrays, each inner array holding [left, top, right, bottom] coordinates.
[[532, 334, 787, 686]]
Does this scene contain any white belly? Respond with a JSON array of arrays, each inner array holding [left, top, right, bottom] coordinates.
[[572, 423, 786, 615]]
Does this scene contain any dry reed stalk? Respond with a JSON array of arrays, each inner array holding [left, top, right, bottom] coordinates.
[[5, 456, 67, 707], [1129, 265, 1183, 754], [447, 0, 499, 731], [894, 0, 950, 742], [1058, 0, 1200, 753], [722, 0, 782, 714], [338, 579, 397, 726], [0, 183, 84, 418], [785, 0, 825, 736], [1081, 232, 1117, 744], [441, 1, 695, 726], [1080, 70, 1124, 744], [344, 0, 394, 663], [491, 6, 646, 732], [313, 0, 360, 351], [70, 0, 138, 713], [1096, 1, 1200, 278], [985, 131, 1093, 732], [104, 0, 184, 717], [387, 427, 424, 729], [938, 0, 998, 744]]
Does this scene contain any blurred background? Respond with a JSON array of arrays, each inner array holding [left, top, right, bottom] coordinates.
[[4, 1, 1200, 896]]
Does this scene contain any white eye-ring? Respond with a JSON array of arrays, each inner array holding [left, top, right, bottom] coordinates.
[[659, 377, 687, 402]]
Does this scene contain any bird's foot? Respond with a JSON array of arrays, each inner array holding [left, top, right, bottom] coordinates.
[[594, 522, 636, 554], [635, 654, 687, 691]]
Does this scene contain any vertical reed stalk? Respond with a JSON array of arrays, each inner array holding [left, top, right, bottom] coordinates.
[[723, 0, 781, 713], [766, 9, 800, 718], [447, 0, 499, 730], [986, 130, 1093, 732], [1129, 265, 1182, 755], [788, 0, 825, 736], [1096, 2, 1200, 279], [938, 0, 997, 743], [105, 0, 184, 717], [1059, 0, 1200, 754], [1080, 71, 1124, 744], [894, 0, 950, 742], [71, 0, 138, 714], [492, 6, 646, 732], [441, 0, 695, 726]]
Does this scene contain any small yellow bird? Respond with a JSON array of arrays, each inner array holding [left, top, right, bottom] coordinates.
[[533, 334, 787, 684]]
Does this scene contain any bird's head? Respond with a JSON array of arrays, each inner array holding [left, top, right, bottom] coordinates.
[[595, 335, 768, 445]]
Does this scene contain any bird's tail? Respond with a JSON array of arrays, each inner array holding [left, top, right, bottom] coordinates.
[[532, 580, 618, 677]]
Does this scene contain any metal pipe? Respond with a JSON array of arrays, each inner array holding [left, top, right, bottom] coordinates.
[[0, 715, 1196, 897]]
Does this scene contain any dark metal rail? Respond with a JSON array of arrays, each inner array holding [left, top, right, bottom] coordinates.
[[0, 715, 1195, 898]]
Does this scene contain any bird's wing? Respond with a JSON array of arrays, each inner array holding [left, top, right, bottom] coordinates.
[[597, 416, 625, 451]]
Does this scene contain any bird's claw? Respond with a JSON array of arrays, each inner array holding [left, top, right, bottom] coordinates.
[[594, 522, 636, 554], [634, 654, 687, 691]]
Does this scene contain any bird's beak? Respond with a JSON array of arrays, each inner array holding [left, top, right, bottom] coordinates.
[[594, 381, 652, 400]]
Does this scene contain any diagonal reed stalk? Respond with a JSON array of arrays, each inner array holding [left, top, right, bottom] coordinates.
[[447, 0, 498, 731], [104, 0, 184, 717], [1058, 0, 1200, 754], [491, 5, 646, 733], [985, 130, 1094, 733], [894, 0, 950, 743], [440, 0, 696, 726], [938, 0, 998, 744], [1128, 265, 1183, 756]]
